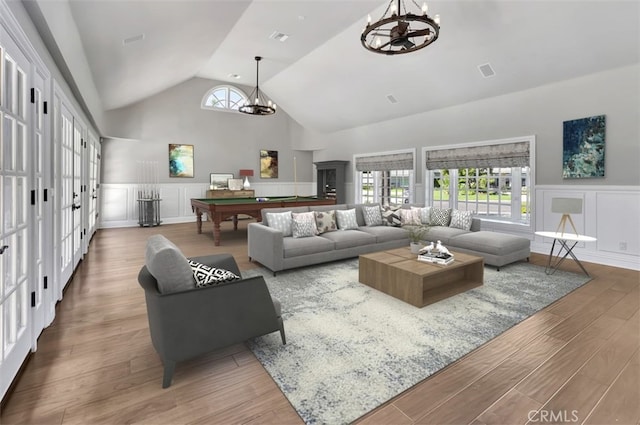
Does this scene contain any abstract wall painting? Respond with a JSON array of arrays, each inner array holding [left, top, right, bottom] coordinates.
[[169, 144, 194, 178], [260, 149, 278, 178], [562, 115, 605, 179]]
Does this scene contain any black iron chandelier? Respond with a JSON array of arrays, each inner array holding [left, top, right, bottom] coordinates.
[[361, 0, 440, 55], [239, 56, 276, 116]]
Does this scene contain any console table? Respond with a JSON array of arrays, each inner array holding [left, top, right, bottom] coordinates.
[[535, 231, 597, 277]]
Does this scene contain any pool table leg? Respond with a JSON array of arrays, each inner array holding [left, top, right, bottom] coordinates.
[[213, 215, 221, 246], [232, 214, 238, 231], [196, 210, 203, 234]]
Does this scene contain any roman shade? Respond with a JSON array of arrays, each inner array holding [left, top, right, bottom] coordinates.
[[425, 141, 530, 169], [355, 152, 413, 171]]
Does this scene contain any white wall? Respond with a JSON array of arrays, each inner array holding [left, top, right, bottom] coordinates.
[[308, 65, 640, 188]]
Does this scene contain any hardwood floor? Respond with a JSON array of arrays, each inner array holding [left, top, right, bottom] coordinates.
[[1, 221, 638, 425]]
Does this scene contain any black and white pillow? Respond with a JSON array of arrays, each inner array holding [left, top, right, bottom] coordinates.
[[363, 205, 383, 226], [382, 205, 402, 227], [188, 260, 241, 288], [430, 208, 452, 226]]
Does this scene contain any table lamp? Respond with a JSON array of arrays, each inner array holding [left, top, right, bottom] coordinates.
[[239, 169, 254, 189], [551, 197, 582, 237]]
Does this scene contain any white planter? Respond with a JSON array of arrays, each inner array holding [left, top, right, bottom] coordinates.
[[410, 242, 422, 254]]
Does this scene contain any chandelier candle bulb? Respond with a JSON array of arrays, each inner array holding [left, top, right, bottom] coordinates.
[[435, 14, 440, 25], [422, 3, 428, 14]]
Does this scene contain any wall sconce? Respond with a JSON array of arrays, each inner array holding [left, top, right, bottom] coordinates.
[[551, 198, 583, 237], [239, 169, 254, 189]]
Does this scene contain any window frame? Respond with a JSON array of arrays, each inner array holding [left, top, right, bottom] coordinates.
[[354, 149, 416, 205], [423, 136, 535, 230], [201, 85, 248, 112]]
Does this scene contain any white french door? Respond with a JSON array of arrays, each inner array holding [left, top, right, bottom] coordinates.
[[29, 66, 48, 342], [72, 120, 83, 265], [87, 132, 99, 238], [58, 102, 74, 288], [0, 31, 32, 399]]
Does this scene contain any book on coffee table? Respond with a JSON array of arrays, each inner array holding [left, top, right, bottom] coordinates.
[[417, 252, 454, 265]]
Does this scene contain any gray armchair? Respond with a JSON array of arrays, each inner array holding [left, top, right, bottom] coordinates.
[[138, 235, 285, 388]]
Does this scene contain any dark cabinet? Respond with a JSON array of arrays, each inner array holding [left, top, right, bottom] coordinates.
[[314, 160, 348, 204]]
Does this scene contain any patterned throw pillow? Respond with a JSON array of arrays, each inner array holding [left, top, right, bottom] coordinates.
[[382, 205, 402, 227], [292, 212, 318, 238], [363, 205, 383, 226], [315, 210, 337, 234], [265, 211, 293, 237], [412, 206, 432, 225], [188, 260, 241, 288], [450, 209, 473, 231], [430, 208, 452, 226], [399, 208, 421, 226], [336, 208, 359, 230]]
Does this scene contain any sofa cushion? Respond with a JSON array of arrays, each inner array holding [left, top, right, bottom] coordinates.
[[145, 235, 194, 294], [315, 210, 338, 234], [283, 235, 335, 258], [363, 205, 384, 226], [336, 209, 359, 230], [450, 209, 473, 231], [358, 226, 408, 243], [188, 260, 241, 287], [430, 208, 452, 226], [265, 211, 293, 236], [320, 230, 376, 250], [424, 226, 470, 245], [451, 231, 530, 256], [292, 212, 318, 238]]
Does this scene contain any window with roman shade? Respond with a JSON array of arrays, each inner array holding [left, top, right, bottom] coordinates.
[[425, 138, 534, 225], [355, 150, 415, 205]]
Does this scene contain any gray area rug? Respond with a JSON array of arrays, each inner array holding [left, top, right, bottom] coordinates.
[[245, 259, 590, 425]]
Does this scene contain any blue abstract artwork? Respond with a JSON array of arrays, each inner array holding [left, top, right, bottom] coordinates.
[[169, 144, 194, 178], [562, 115, 605, 178]]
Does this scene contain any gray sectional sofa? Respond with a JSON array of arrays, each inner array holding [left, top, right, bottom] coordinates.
[[247, 203, 530, 274]]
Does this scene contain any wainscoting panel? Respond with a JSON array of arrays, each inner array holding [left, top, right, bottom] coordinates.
[[100, 182, 316, 228], [533, 185, 639, 271]]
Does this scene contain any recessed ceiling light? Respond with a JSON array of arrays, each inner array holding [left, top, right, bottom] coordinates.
[[298, 15, 306, 21], [228, 73, 241, 79], [123, 33, 145, 45], [269, 31, 289, 42]]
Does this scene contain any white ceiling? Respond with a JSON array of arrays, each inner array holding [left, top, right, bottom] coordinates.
[[52, 0, 640, 133]]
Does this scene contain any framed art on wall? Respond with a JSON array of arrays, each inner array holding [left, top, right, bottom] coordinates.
[[562, 115, 605, 179], [169, 144, 194, 177], [209, 173, 234, 189], [260, 149, 278, 178]]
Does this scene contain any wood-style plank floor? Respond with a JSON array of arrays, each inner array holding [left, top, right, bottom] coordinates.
[[1, 221, 638, 425]]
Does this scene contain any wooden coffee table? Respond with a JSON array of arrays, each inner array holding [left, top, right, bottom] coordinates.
[[359, 247, 484, 307]]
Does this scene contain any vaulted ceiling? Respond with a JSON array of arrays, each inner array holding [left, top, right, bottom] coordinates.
[[25, 0, 640, 134]]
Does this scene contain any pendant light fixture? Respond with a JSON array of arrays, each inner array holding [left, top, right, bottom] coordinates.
[[239, 56, 276, 116]]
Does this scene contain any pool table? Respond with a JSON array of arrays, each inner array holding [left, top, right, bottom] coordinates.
[[190, 196, 336, 246]]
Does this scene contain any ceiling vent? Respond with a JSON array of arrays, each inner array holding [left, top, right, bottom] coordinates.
[[386, 94, 399, 104], [269, 31, 289, 42], [478, 63, 496, 78], [123, 33, 145, 45]]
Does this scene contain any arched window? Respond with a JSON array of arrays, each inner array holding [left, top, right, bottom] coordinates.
[[201, 85, 248, 111]]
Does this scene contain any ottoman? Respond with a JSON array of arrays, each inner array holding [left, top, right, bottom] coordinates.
[[450, 231, 530, 270]]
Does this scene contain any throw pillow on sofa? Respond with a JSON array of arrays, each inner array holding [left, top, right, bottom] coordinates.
[[399, 208, 421, 226], [188, 260, 241, 287], [449, 209, 473, 231], [265, 211, 293, 237], [430, 208, 452, 226], [363, 205, 383, 226], [382, 205, 402, 227], [412, 206, 432, 225], [336, 208, 359, 230], [315, 210, 337, 234], [292, 212, 319, 238]]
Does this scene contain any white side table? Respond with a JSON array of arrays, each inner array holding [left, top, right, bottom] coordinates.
[[535, 231, 597, 277]]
